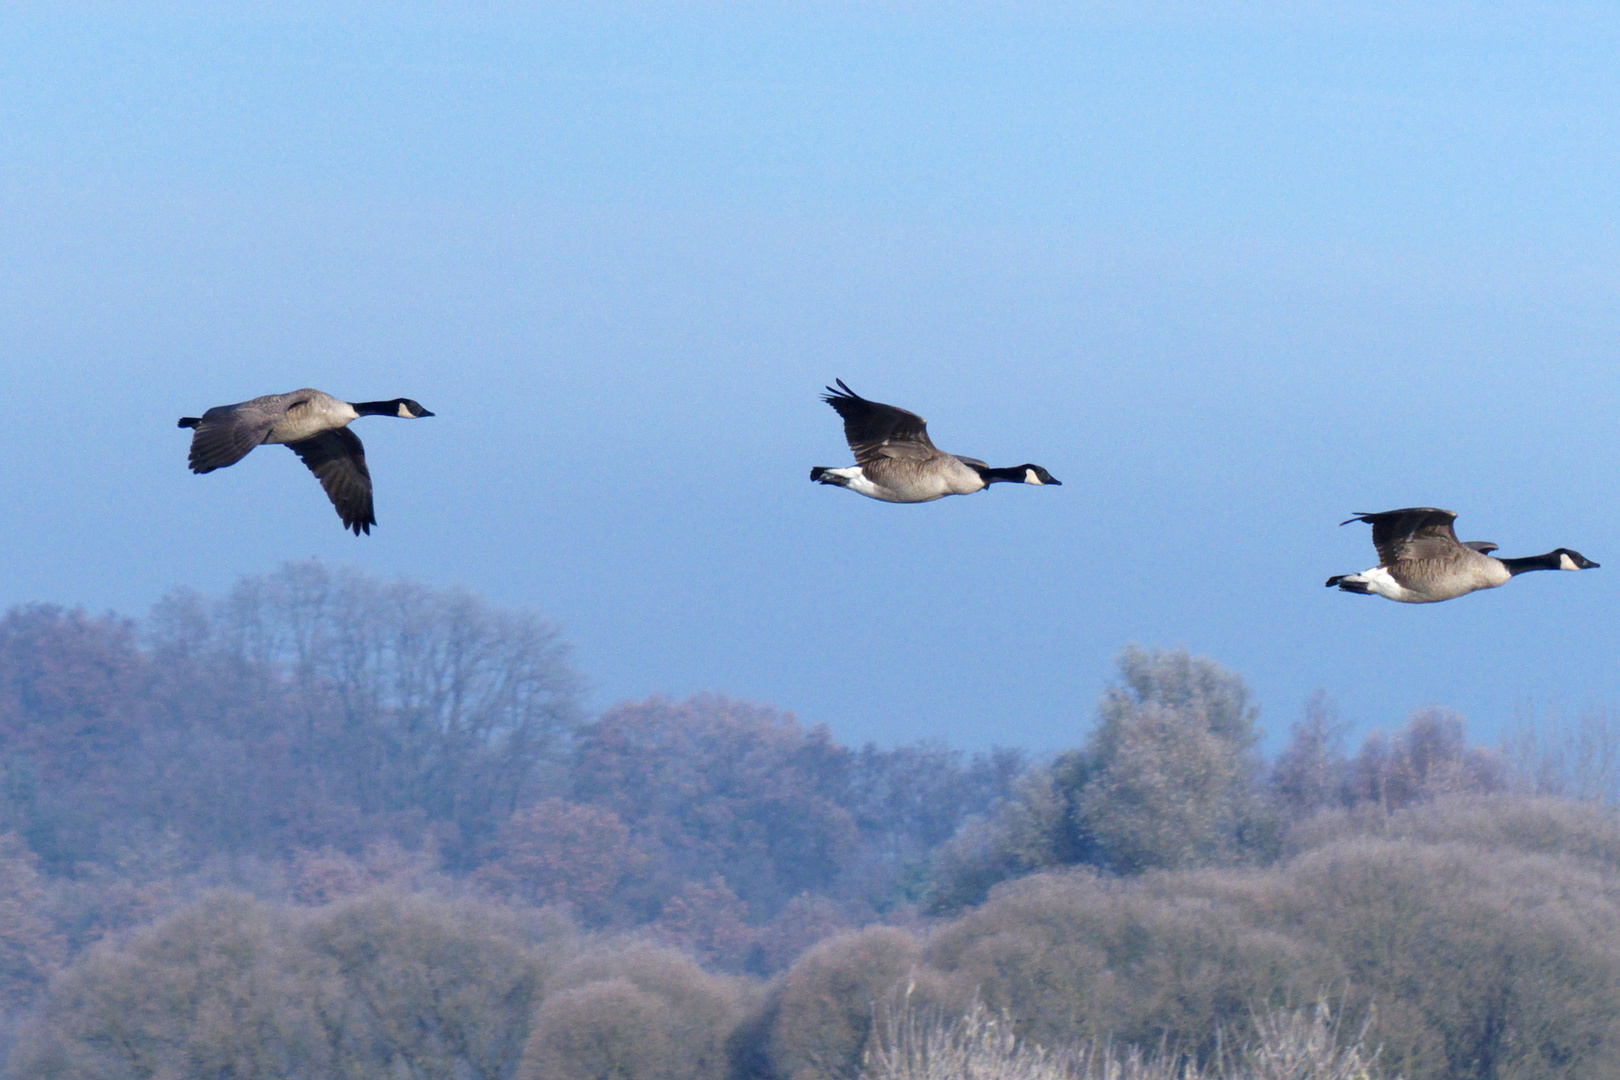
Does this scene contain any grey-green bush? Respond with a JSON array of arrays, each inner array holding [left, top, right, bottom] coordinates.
[[522, 941, 747, 1080], [1279, 837, 1620, 1080], [11, 893, 331, 1080], [523, 979, 685, 1080], [827, 794, 1620, 1080], [926, 869, 1322, 1058], [11, 890, 561, 1080], [754, 926, 964, 1080], [1287, 791, 1620, 868], [298, 891, 551, 1079]]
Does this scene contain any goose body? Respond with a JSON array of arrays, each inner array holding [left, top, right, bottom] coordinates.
[[178, 389, 433, 535], [1326, 507, 1597, 603], [809, 380, 1060, 503]]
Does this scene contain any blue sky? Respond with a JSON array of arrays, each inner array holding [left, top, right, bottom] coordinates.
[[3, 3, 1618, 753]]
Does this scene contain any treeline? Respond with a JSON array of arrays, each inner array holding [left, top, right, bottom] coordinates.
[[0, 563, 1020, 961], [2, 564, 1619, 1079]]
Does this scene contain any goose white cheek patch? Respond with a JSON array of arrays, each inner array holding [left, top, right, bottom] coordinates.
[[1024, 468, 1043, 485], [1560, 553, 1580, 570], [397, 402, 413, 417]]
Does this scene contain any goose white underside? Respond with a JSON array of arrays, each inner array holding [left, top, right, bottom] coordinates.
[[1339, 566, 1429, 603]]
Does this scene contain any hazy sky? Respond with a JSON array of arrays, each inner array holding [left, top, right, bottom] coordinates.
[[4, 3, 1619, 753]]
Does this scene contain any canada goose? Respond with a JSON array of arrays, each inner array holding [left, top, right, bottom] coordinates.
[[810, 380, 1060, 503], [1326, 507, 1598, 603], [178, 389, 434, 535]]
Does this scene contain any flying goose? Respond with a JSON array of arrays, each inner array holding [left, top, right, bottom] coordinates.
[[178, 389, 434, 535], [810, 380, 1060, 503], [1326, 507, 1597, 603]]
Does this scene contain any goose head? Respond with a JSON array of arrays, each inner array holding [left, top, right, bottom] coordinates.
[[1018, 465, 1061, 486], [1554, 548, 1600, 570]]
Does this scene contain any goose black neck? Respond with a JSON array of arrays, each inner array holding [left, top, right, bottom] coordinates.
[[976, 466, 1030, 484], [1500, 552, 1562, 576], [351, 399, 404, 416]]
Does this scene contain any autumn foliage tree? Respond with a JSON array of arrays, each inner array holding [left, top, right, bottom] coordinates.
[[564, 695, 1019, 926], [476, 799, 644, 921], [568, 696, 861, 919], [0, 607, 152, 866]]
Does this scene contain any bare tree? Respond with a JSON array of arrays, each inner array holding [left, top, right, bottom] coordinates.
[[153, 562, 582, 860], [1348, 709, 1504, 811], [1503, 700, 1620, 804], [1271, 691, 1350, 820]]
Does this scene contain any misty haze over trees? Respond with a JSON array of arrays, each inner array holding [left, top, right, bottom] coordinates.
[[2, 564, 1619, 1079]]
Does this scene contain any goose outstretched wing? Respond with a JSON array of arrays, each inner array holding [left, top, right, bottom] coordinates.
[[821, 380, 938, 463], [1342, 507, 1461, 566], [286, 428, 376, 535], [183, 401, 282, 473]]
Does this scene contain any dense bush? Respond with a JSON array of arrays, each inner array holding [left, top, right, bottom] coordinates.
[[12, 891, 564, 1080], [764, 793, 1620, 1080], [299, 892, 550, 1078], [565, 697, 1021, 928], [751, 926, 964, 1080], [1286, 791, 1620, 866], [1280, 839, 1620, 1080], [0, 835, 62, 1013], [13, 893, 330, 1079], [11, 792, 1620, 1080], [926, 870, 1321, 1058], [520, 943, 747, 1080], [1062, 645, 1273, 875]]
